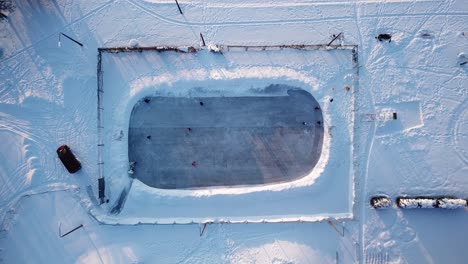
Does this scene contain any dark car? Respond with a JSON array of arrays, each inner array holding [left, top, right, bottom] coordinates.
[[57, 145, 81, 173]]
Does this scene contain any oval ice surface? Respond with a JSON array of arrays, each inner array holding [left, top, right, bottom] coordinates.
[[128, 87, 324, 189]]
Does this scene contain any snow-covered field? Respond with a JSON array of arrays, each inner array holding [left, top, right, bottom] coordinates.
[[0, 0, 467, 263]]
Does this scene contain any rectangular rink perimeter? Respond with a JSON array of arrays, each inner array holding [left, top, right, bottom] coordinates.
[[129, 89, 324, 189], [99, 46, 357, 223]]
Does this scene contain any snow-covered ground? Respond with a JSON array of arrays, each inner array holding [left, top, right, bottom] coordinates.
[[98, 47, 356, 224], [1, 0, 467, 263]]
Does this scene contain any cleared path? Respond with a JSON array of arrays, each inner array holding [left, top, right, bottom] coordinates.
[[129, 88, 324, 189]]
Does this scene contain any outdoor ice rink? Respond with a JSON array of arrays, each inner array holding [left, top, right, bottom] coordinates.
[[129, 89, 324, 189], [0, 0, 467, 263]]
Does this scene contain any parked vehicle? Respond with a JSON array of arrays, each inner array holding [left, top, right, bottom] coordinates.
[[57, 145, 81, 173]]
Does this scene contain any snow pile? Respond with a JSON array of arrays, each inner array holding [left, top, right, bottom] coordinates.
[[437, 198, 467, 209], [458, 52, 467, 66], [129, 39, 139, 48], [207, 44, 222, 53]]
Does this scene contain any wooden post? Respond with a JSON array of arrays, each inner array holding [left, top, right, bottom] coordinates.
[[328, 32, 343, 46], [59, 32, 83, 47], [200, 223, 207, 236], [200, 33, 206, 46], [59, 223, 84, 237], [175, 0, 183, 14]]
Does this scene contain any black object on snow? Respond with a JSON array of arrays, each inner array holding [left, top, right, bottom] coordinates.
[[393, 113, 398, 120], [144, 98, 150, 103], [330, 98, 334, 102], [59, 32, 83, 47], [57, 145, 81, 173], [302, 122, 307, 125], [200, 33, 206, 47], [60, 224, 83, 237], [147, 135, 151, 140], [370, 196, 391, 209], [376, 34, 392, 42], [317, 121, 322, 125], [174, 0, 183, 15], [200, 101, 204, 106], [420, 32, 433, 38], [98, 178, 105, 204]]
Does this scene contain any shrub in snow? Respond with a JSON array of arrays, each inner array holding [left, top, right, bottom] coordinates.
[[436, 198, 467, 209], [370, 196, 391, 209], [397, 197, 467, 209], [397, 197, 436, 208]]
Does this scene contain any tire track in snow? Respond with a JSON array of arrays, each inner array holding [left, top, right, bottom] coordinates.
[[0, 97, 94, 201], [144, 0, 438, 8], [390, 0, 449, 58], [0, 133, 25, 205], [0, 183, 79, 229], [126, 0, 355, 27], [128, 0, 467, 29], [449, 99, 468, 165], [0, 110, 57, 197], [358, 71, 378, 264], [0, 0, 115, 64], [0, 112, 36, 141]]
